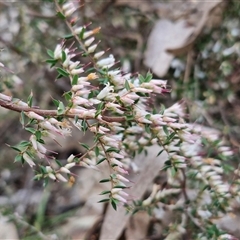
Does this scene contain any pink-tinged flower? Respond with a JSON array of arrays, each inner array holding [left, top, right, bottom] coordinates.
[[23, 152, 35, 168], [56, 173, 68, 182], [109, 152, 124, 159], [97, 83, 114, 99], [112, 194, 127, 203], [40, 121, 60, 134], [116, 174, 130, 183], [110, 158, 124, 167], [105, 102, 124, 115], [73, 96, 92, 106], [26, 111, 44, 121], [113, 166, 129, 174], [150, 114, 166, 125], [132, 87, 152, 93], [168, 122, 186, 129], [0, 93, 12, 101], [164, 102, 185, 118]]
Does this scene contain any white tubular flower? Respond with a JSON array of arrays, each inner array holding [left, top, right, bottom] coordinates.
[[69, 61, 80, 70], [62, 55, 71, 68], [88, 44, 97, 53], [64, 7, 76, 17], [74, 26, 83, 35], [54, 44, 62, 59], [56, 173, 68, 182], [46, 166, 53, 173], [40, 121, 60, 134], [26, 111, 44, 121], [67, 154, 75, 163], [110, 158, 124, 167], [30, 135, 38, 150], [65, 162, 76, 169], [60, 167, 71, 174], [94, 51, 105, 59], [48, 173, 56, 181], [23, 152, 35, 168], [84, 37, 95, 47], [97, 83, 114, 99], [71, 68, 84, 75], [109, 152, 124, 159], [97, 54, 115, 67]]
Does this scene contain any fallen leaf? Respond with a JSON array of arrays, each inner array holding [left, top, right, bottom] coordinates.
[[144, 19, 195, 77]]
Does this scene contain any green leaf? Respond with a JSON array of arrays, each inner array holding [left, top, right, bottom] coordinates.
[[46, 59, 58, 68], [64, 91, 72, 101], [63, 34, 73, 40], [27, 92, 33, 107], [157, 149, 164, 157], [72, 75, 78, 85], [100, 190, 111, 195], [35, 130, 42, 140], [98, 198, 110, 203], [111, 198, 118, 211], [80, 143, 90, 150], [46, 49, 54, 58], [80, 120, 88, 133], [113, 185, 126, 189], [95, 146, 100, 156], [40, 165, 47, 174], [52, 98, 59, 107], [55, 159, 63, 167], [57, 101, 65, 115], [159, 104, 166, 114], [163, 125, 169, 136], [56, 11, 66, 19], [106, 147, 119, 153], [145, 71, 152, 82], [124, 80, 131, 91], [99, 178, 110, 183], [57, 67, 69, 77], [96, 158, 106, 165], [62, 50, 66, 62], [14, 154, 24, 163], [25, 127, 36, 134], [20, 111, 25, 127], [79, 27, 85, 39], [138, 74, 145, 84]]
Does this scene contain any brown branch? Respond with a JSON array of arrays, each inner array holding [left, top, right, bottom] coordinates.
[[0, 99, 126, 123]]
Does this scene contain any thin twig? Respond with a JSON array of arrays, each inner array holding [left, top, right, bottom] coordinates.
[[0, 98, 126, 123]]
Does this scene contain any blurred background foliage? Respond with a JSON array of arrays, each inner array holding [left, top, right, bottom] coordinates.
[[0, 0, 240, 239]]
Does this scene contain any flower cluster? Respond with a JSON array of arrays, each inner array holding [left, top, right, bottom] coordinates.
[[0, 0, 238, 238]]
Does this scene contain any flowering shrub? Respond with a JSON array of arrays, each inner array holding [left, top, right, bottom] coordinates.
[[0, 0, 239, 239]]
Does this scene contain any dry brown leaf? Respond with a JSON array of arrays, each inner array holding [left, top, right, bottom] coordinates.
[[144, 19, 195, 77], [144, 0, 224, 77], [99, 145, 168, 240]]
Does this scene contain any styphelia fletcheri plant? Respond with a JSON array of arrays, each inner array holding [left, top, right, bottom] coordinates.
[[0, 0, 240, 238]]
